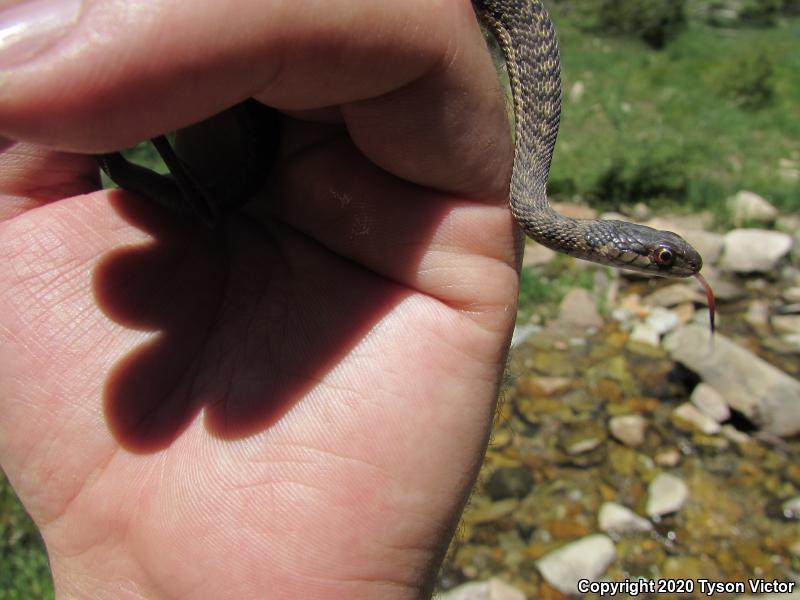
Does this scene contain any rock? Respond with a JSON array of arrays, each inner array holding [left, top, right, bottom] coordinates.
[[673, 302, 696, 325], [599, 502, 653, 534], [463, 499, 519, 525], [560, 421, 607, 455], [718, 229, 793, 273], [516, 375, 573, 396], [744, 300, 771, 330], [535, 535, 615, 595], [728, 190, 779, 227], [643, 284, 704, 308], [672, 403, 722, 434], [720, 424, 751, 444], [782, 496, 800, 521], [609, 415, 647, 447], [784, 287, 800, 303], [681, 230, 725, 265], [646, 307, 680, 335], [655, 448, 682, 467], [646, 473, 689, 517], [699, 268, 747, 302], [690, 383, 730, 423], [630, 202, 651, 221], [627, 323, 660, 347], [645, 214, 714, 234], [772, 315, 800, 335], [553, 201, 597, 220], [485, 467, 534, 501], [522, 242, 556, 268], [438, 578, 526, 600], [510, 323, 541, 348], [558, 288, 603, 328], [664, 325, 800, 436]]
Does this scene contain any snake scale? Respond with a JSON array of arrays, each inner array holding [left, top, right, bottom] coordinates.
[[97, 0, 715, 329]]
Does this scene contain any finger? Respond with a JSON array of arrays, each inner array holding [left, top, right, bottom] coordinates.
[[0, 139, 99, 221], [0, 0, 511, 198], [250, 136, 521, 330]]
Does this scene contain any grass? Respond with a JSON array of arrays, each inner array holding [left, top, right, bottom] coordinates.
[[549, 8, 800, 223], [0, 473, 52, 600]]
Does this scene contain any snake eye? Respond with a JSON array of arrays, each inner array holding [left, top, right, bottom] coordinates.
[[655, 246, 675, 267]]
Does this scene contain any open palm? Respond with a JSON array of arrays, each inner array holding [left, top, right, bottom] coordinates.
[[0, 2, 519, 598]]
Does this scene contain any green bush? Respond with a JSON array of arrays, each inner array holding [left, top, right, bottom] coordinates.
[[701, 0, 791, 27], [591, 0, 688, 48], [591, 152, 689, 210], [715, 51, 775, 110]]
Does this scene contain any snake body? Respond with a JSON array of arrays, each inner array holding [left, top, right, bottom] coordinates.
[[98, 0, 709, 283], [475, 0, 703, 278]]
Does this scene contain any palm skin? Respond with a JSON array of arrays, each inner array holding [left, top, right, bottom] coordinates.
[[0, 1, 519, 598]]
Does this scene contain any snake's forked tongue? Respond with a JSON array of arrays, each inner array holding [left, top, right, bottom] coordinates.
[[694, 273, 716, 336]]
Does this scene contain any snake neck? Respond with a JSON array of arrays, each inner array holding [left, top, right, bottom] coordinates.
[[476, 0, 591, 255]]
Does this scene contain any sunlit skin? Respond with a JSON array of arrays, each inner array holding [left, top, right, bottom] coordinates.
[[0, 2, 520, 599]]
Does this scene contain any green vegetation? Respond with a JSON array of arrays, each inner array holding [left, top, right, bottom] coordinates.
[[548, 5, 800, 223], [580, 0, 688, 49], [517, 255, 598, 323], [0, 472, 53, 600]]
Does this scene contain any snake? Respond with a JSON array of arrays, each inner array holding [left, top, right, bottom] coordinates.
[[96, 0, 716, 331]]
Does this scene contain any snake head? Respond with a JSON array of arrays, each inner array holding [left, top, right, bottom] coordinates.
[[597, 221, 703, 278]]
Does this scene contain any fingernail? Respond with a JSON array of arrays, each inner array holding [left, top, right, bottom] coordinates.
[[0, 0, 83, 68]]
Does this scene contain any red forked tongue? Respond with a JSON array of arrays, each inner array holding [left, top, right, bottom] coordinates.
[[694, 273, 716, 336]]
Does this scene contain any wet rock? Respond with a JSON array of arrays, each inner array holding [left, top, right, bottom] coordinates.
[[542, 519, 591, 540], [438, 578, 526, 600], [690, 383, 730, 423], [719, 229, 793, 273], [609, 415, 647, 447], [646, 307, 680, 335], [646, 473, 689, 517], [560, 420, 608, 456], [772, 315, 800, 335], [558, 288, 603, 328], [486, 467, 534, 501], [627, 323, 660, 348], [463, 499, 519, 525], [728, 190, 778, 227], [516, 375, 572, 397], [535, 535, 615, 595], [664, 325, 800, 436], [516, 396, 572, 424], [673, 402, 722, 434], [745, 300, 771, 330], [655, 448, 682, 467], [598, 502, 653, 534]]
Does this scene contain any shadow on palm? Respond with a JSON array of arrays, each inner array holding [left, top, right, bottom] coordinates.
[[92, 132, 450, 454]]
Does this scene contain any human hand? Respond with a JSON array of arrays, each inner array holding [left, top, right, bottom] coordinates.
[[0, 1, 517, 598]]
